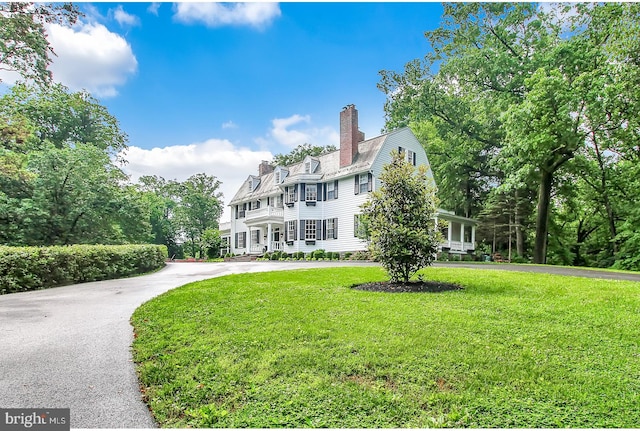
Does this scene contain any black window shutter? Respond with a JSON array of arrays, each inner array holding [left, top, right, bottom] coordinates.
[[334, 180, 339, 199], [322, 219, 327, 240], [354, 175, 359, 195], [234, 233, 238, 248], [316, 219, 322, 240], [367, 173, 373, 192], [299, 219, 305, 239], [317, 183, 323, 201], [284, 224, 288, 242], [294, 220, 298, 240], [235, 205, 238, 219], [333, 218, 338, 239], [299, 183, 305, 201], [413, 152, 417, 166]]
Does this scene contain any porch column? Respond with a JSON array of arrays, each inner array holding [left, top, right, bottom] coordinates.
[[471, 225, 476, 248], [247, 228, 251, 253], [267, 223, 273, 252], [460, 223, 465, 247], [447, 221, 452, 244]]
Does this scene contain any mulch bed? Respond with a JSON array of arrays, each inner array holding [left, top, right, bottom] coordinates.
[[351, 280, 463, 293]]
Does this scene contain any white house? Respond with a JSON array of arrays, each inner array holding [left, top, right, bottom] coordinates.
[[219, 104, 476, 256]]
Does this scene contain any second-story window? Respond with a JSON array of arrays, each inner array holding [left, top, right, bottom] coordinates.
[[305, 184, 317, 202], [359, 174, 369, 194]]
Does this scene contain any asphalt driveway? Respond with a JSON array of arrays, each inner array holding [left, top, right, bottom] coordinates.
[[1, 260, 638, 428], [0, 261, 374, 428]]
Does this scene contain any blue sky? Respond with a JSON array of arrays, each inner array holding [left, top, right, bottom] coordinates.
[[2, 2, 445, 218]]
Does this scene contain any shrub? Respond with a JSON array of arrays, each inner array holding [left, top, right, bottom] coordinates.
[[313, 249, 326, 259], [0, 244, 167, 295], [360, 151, 440, 282]]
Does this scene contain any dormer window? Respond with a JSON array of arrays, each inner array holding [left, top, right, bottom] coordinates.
[[249, 175, 260, 192], [274, 167, 288, 184], [302, 156, 319, 174]]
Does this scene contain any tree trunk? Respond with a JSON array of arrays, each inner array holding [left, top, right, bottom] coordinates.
[[515, 189, 525, 257], [533, 170, 553, 264]]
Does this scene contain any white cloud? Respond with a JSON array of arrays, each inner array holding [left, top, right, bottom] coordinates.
[[174, 2, 281, 29], [113, 5, 140, 27], [120, 139, 273, 221], [45, 21, 138, 97], [222, 120, 238, 129], [147, 3, 161, 16], [262, 114, 339, 148]]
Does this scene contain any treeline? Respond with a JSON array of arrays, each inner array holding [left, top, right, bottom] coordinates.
[[0, 83, 224, 258], [0, 3, 225, 259], [379, 3, 640, 270]]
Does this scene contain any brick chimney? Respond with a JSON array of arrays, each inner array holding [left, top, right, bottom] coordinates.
[[340, 104, 363, 167], [258, 160, 274, 176]]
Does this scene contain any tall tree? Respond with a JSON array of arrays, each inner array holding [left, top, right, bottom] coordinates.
[[177, 173, 224, 259], [0, 83, 128, 156], [0, 2, 80, 85], [379, 2, 640, 265]]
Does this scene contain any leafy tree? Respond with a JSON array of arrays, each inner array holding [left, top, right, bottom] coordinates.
[[0, 83, 128, 155], [379, 3, 640, 265], [0, 2, 80, 86], [272, 143, 337, 167], [177, 173, 223, 259], [15, 143, 147, 245], [361, 151, 440, 283], [137, 175, 182, 258]]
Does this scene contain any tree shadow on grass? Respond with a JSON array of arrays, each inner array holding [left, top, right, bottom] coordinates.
[[351, 280, 463, 293]]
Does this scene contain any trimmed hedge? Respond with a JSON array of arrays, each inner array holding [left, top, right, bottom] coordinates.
[[0, 244, 168, 294]]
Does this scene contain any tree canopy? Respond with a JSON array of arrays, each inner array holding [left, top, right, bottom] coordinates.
[[0, 2, 80, 86], [271, 143, 337, 167], [379, 2, 640, 268]]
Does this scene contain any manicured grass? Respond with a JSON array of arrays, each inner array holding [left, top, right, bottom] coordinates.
[[131, 267, 640, 428]]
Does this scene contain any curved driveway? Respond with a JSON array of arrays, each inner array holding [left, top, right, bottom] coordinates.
[[1, 261, 638, 428], [0, 261, 374, 428]]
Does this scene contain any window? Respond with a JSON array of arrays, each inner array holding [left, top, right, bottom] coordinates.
[[251, 229, 260, 245], [237, 203, 246, 218], [275, 194, 283, 208], [305, 219, 316, 240], [250, 200, 260, 210], [354, 174, 372, 195], [305, 161, 311, 173], [407, 149, 416, 166], [327, 180, 338, 200], [286, 220, 296, 242], [359, 175, 369, 194], [399, 146, 416, 165], [326, 218, 338, 239], [354, 214, 364, 238], [285, 185, 297, 205], [235, 232, 246, 248], [274, 171, 281, 184], [305, 184, 317, 202]]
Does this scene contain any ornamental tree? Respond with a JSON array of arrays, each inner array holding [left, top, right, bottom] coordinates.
[[361, 151, 440, 283]]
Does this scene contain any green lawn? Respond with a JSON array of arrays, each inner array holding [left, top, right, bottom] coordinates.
[[131, 267, 640, 428]]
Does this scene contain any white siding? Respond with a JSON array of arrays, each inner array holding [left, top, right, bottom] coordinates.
[[370, 128, 436, 189]]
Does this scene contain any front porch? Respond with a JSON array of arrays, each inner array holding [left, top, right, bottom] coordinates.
[[436, 209, 476, 254], [245, 207, 285, 254]]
